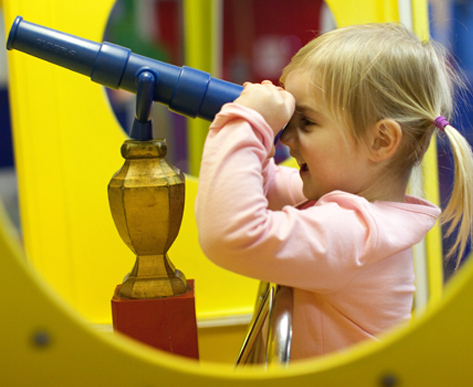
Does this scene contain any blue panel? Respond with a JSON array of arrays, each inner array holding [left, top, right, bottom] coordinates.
[[0, 89, 13, 168]]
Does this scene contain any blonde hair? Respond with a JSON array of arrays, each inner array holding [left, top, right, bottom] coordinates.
[[281, 23, 473, 268]]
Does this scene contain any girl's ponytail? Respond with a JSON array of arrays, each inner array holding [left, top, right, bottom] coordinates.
[[439, 124, 473, 268]]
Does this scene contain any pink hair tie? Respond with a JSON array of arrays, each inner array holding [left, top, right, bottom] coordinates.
[[434, 116, 450, 131]]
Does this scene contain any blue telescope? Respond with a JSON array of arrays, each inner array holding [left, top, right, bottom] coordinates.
[[6, 16, 244, 122]]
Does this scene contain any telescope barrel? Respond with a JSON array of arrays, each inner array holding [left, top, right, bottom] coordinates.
[[6, 16, 244, 121]]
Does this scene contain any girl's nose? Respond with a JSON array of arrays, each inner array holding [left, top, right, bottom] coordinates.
[[280, 119, 296, 145]]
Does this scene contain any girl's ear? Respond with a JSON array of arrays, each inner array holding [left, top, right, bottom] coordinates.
[[368, 119, 403, 162]]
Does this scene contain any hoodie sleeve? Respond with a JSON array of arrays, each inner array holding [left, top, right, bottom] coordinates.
[[262, 158, 305, 210]]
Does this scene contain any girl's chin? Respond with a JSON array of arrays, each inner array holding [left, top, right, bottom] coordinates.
[[302, 186, 320, 202]]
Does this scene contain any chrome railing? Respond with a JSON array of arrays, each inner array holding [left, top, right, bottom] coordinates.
[[235, 282, 293, 367]]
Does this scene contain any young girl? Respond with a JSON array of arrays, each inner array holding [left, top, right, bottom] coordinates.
[[195, 23, 473, 360]]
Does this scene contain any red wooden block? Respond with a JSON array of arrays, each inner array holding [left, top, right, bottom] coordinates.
[[111, 280, 199, 359]]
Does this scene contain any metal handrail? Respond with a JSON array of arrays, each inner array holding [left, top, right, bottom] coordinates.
[[235, 282, 293, 367], [266, 285, 293, 365]]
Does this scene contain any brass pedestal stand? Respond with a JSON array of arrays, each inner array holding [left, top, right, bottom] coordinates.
[[109, 71, 198, 359]]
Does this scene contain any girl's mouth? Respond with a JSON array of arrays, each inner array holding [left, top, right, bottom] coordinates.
[[295, 157, 309, 173]]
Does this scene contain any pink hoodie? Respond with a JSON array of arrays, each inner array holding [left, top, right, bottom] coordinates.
[[195, 103, 441, 359]]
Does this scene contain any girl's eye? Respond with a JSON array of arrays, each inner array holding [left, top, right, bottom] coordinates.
[[301, 117, 317, 127]]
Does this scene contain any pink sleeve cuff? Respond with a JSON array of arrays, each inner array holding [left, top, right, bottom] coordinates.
[[210, 103, 275, 155]]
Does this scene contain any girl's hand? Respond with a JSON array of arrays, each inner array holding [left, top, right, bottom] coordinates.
[[234, 80, 295, 137]]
